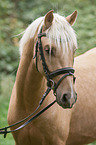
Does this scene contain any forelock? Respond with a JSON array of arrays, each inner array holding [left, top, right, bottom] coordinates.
[[46, 13, 77, 55]]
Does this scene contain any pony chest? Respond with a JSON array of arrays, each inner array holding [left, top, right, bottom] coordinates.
[[16, 124, 62, 145]]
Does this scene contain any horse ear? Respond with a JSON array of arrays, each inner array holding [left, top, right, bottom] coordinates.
[[43, 10, 54, 30], [66, 10, 77, 26]]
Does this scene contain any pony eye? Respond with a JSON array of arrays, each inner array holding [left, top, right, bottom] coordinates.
[[44, 45, 54, 56], [45, 46, 50, 54], [44, 45, 50, 54]]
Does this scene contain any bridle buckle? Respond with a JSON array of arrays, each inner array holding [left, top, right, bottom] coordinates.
[[47, 79, 56, 90]]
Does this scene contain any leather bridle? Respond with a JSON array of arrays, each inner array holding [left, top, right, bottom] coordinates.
[[0, 26, 76, 138], [34, 27, 76, 95]]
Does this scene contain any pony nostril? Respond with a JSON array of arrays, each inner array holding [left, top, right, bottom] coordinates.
[[62, 94, 68, 102], [59, 93, 76, 108]]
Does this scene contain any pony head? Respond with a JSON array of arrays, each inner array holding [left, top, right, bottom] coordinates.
[[20, 10, 77, 109]]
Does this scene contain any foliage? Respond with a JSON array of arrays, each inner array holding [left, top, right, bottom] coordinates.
[[0, 74, 15, 144], [0, 0, 96, 74], [0, 0, 96, 144]]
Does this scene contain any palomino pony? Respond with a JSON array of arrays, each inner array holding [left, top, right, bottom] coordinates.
[[66, 48, 96, 145], [7, 10, 78, 145]]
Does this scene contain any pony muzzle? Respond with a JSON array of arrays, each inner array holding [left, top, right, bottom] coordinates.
[[52, 73, 77, 108], [56, 90, 77, 109]]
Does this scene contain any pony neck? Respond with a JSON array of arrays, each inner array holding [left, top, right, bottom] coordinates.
[[16, 38, 47, 111]]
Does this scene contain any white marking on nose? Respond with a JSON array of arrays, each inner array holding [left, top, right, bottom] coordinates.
[[70, 82, 75, 106]]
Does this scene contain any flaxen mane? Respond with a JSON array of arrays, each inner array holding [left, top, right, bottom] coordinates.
[[19, 13, 77, 56]]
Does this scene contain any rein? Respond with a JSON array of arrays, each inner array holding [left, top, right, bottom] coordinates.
[[0, 26, 76, 138]]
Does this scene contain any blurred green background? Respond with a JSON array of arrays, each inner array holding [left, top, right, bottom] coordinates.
[[0, 0, 96, 144]]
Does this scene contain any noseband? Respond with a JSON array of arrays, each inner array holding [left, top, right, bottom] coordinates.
[[34, 27, 76, 95], [0, 26, 76, 138]]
